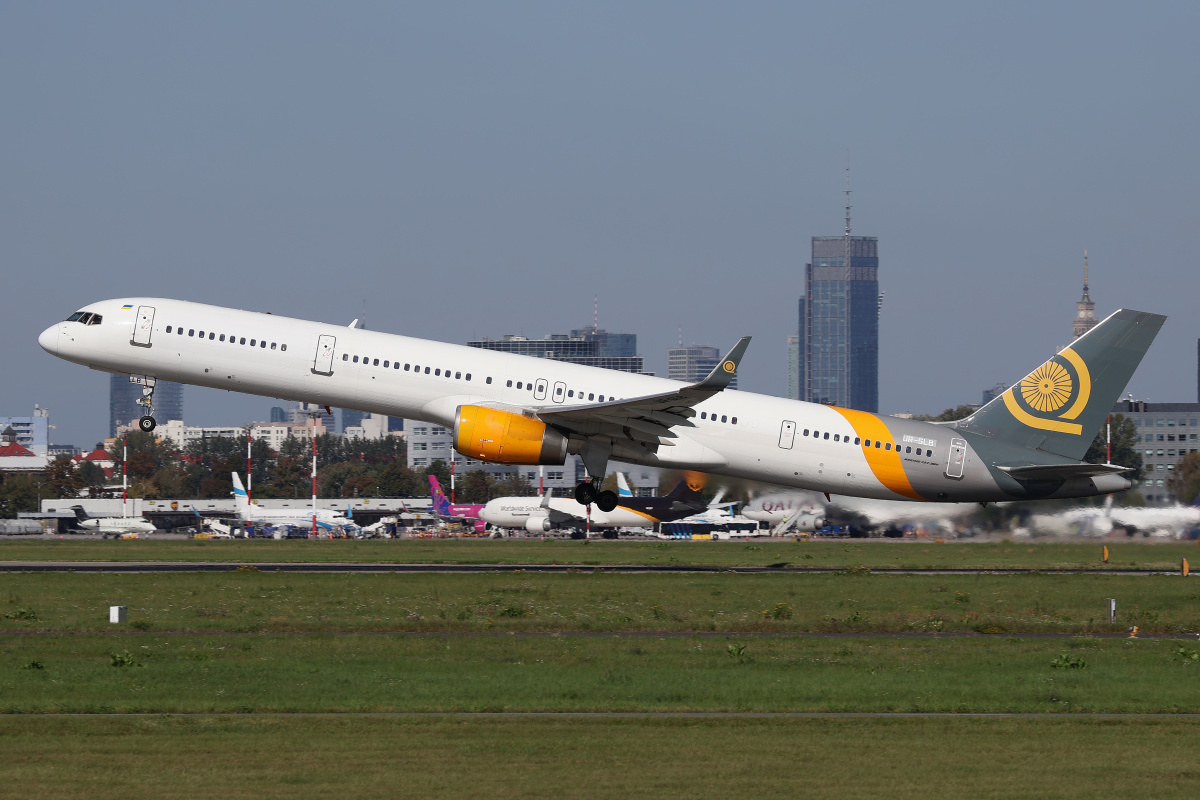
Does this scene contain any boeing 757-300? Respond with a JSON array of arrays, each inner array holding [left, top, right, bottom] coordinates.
[[39, 300, 1164, 508]]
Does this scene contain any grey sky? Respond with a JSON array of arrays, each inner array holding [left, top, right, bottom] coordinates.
[[3, 2, 1197, 448]]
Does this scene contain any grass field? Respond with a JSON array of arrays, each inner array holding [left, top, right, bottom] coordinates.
[[3, 537, 1200, 570], [4, 715, 1200, 799], [3, 571, 1198, 634], [4, 633, 1200, 714], [5, 548, 1199, 797]]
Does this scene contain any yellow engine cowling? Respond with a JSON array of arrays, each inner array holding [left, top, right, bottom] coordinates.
[[454, 405, 568, 465]]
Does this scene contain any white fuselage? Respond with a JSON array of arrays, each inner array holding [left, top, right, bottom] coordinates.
[[480, 496, 654, 529], [39, 298, 1010, 503], [79, 517, 157, 534]]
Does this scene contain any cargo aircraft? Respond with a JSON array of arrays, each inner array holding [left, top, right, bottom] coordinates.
[[40, 300, 1164, 509]]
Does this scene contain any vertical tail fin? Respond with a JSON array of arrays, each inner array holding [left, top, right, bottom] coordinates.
[[960, 309, 1166, 460], [428, 475, 450, 515], [615, 472, 633, 497], [231, 472, 251, 517], [666, 479, 705, 501]]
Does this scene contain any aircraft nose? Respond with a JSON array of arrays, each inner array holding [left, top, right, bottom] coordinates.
[[38, 324, 60, 355]]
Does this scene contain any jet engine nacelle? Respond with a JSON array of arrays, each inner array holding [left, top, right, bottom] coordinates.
[[454, 405, 568, 466], [525, 516, 552, 534]]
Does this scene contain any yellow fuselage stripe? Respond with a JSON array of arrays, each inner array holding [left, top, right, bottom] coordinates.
[[830, 408, 926, 501]]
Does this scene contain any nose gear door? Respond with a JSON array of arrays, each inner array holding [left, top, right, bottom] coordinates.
[[312, 335, 336, 376], [131, 306, 155, 347]]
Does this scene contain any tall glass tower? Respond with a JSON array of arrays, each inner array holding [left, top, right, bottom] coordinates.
[[802, 236, 879, 412], [109, 375, 183, 436]]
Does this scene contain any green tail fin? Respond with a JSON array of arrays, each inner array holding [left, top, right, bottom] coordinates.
[[959, 309, 1166, 460]]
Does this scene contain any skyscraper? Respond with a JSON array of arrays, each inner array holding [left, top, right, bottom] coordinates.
[[800, 235, 880, 411], [110, 375, 183, 436], [1073, 250, 1098, 340], [786, 334, 801, 401]]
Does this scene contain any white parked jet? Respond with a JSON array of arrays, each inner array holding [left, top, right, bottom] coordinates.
[[231, 472, 355, 532], [39, 300, 1163, 508], [71, 506, 156, 535]]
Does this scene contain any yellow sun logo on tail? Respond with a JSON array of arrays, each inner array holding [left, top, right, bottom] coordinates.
[[1020, 362, 1073, 413]]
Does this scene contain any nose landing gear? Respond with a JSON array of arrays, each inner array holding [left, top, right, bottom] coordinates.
[[131, 375, 158, 432]]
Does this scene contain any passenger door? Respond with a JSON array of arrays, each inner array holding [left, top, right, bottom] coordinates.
[[778, 420, 796, 449], [534, 378, 548, 401], [552, 381, 567, 404], [131, 306, 155, 347], [945, 438, 967, 479], [312, 335, 337, 376]]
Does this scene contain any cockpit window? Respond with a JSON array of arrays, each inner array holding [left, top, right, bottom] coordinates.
[[78, 313, 93, 324], [87, 314, 102, 325], [67, 312, 85, 322]]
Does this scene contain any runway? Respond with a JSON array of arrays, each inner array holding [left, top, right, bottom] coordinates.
[[0, 560, 1190, 575]]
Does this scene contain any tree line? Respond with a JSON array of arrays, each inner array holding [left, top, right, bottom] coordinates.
[[0, 432, 539, 517]]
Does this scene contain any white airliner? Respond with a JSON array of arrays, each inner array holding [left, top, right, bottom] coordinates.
[[741, 491, 975, 535], [39, 300, 1164, 507], [231, 472, 355, 532]]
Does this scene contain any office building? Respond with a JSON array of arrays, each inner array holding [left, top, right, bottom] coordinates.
[[110, 375, 182, 437], [800, 235, 880, 411], [982, 383, 1010, 405], [468, 327, 646, 373], [1113, 400, 1200, 504], [284, 403, 336, 431], [0, 405, 51, 457], [158, 420, 245, 449], [270, 406, 287, 423], [1073, 250, 1098, 340], [340, 408, 365, 434], [787, 334, 801, 400], [668, 345, 737, 389]]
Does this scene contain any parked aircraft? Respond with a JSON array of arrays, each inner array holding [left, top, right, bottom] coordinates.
[[40, 301, 1163, 507], [231, 472, 355, 532], [741, 491, 976, 535], [480, 478, 708, 532], [427, 475, 486, 532], [71, 505, 156, 535], [1030, 493, 1200, 538]]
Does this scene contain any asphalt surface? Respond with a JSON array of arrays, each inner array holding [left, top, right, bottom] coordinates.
[[0, 560, 1191, 575]]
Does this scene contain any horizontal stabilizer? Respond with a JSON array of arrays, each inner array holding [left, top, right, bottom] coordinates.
[[997, 463, 1130, 482]]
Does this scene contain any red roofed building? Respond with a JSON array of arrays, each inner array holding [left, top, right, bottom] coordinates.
[[0, 426, 49, 471]]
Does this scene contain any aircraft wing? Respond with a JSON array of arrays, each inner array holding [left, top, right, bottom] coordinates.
[[536, 337, 750, 455], [534, 494, 610, 527]]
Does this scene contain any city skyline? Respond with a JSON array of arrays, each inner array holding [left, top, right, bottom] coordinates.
[[3, 3, 1197, 447]]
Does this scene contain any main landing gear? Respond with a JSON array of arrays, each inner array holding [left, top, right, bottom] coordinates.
[[574, 480, 618, 513], [131, 375, 157, 432]]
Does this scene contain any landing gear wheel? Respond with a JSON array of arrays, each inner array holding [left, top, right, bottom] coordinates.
[[595, 490, 618, 513], [574, 482, 597, 506], [139, 416, 157, 433]]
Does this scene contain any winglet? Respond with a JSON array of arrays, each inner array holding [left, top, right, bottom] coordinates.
[[695, 337, 751, 390]]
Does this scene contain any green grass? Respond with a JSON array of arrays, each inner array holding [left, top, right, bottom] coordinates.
[[4, 633, 1200, 714], [3, 715, 1200, 799], [3, 537, 1199, 570], [3, 571, 1197, 634]]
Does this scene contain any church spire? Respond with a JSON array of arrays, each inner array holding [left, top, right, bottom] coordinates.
[[1073, 249, 1097, 339]]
